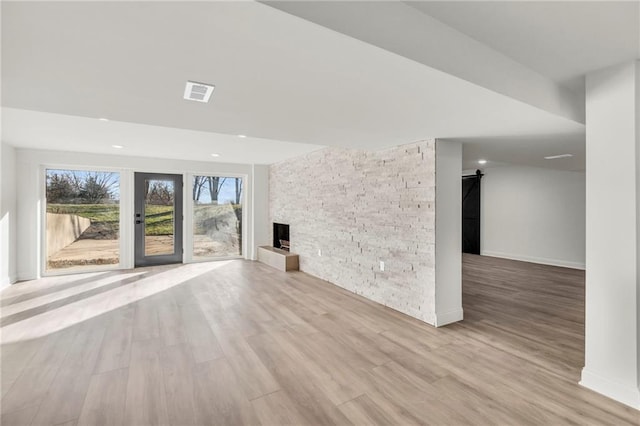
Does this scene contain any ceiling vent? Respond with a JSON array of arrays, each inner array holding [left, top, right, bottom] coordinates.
[[184, 81, 215, 103]]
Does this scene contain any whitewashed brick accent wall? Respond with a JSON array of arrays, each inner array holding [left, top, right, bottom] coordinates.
[[270, 140, 437, 324]]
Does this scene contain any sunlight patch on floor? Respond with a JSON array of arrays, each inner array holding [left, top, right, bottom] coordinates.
[[0, 261, 233, 343], [0, 272, 145, 319], [0, 271, 110, 301]]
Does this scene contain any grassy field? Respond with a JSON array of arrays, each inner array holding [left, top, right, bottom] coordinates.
[[47, 203, 174, 235], [47, 203, 241, 236], [143, 205, 174, 235], [47, 203, 120, 223]]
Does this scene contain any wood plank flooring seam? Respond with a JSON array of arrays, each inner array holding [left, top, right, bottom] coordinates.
[[248, 388, 281, 402]]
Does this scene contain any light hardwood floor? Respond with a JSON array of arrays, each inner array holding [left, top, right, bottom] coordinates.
[[1, 255, 638, 425]]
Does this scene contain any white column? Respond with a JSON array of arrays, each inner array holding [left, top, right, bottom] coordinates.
[[581, 61, 640, 409], [251, 164, 270, 260], [434, 140, 463, 326]]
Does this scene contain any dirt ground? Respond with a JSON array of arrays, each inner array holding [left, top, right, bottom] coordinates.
[[47, 235, 240, 270]]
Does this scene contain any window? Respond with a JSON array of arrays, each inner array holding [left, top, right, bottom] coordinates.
[[192, 176, 243, 258], [45, 169, 120, 271]]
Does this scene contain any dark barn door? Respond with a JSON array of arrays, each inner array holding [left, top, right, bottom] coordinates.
[[462, 172, 482, 254]]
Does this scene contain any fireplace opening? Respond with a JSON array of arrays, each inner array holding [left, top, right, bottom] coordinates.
[[273, 223, 290, 251]]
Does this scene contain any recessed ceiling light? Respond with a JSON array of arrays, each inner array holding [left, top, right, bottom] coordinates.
[[211, 153, 220, 157], [544, 154, 573, 160], [184, 81, 215, 103], [112, 145, 124, 149], [478, 159, 487, 165], [237, 134, 247, 138], [99, 118, 109, 122]]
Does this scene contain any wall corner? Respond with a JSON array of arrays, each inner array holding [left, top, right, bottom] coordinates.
[[434, 139, 463, 326]]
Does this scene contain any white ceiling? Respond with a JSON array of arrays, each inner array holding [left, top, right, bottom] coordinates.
[[408, 1, 640, 93], [2, 1, 631, 169], [413, 0, 638, 172], [2, 108, 324, 165], [264, 0, 586, 123], [460, 134, 586, 172]]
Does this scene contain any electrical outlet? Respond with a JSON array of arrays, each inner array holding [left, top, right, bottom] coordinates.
[[318, 249, 322, 257], [380, 261, 385, 272]]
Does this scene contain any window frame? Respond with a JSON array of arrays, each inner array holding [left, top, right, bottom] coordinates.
[[185, 172, 248, 263], [40, 164, 128, 277]]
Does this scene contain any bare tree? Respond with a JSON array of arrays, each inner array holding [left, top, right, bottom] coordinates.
[[46, 173, 76, 203], [65, 171, 83, 195], [193, 176, 206, 203], [147, 181, 174, 205], [79, 172, 118, 203], [46, 170, 118, 204], [234, 178, 243, 205], [207, 176, 227, 204]]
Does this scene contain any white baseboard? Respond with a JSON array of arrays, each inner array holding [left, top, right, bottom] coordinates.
[[0, 275, 17, 289], [17, 272, 37, 282], [481, 250, 585, 270], [434, 308, 464, 327], [580, 368, 640, 410]]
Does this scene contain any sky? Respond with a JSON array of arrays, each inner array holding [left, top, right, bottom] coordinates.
[[194, 176, 242, 204]]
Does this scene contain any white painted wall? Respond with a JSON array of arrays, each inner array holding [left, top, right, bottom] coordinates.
[[479, 165, 586, 269], [15, 148, 258, 280], [1, 142, 18, 288], [435, 140, 463, 326], [581, 61, 639, 410]]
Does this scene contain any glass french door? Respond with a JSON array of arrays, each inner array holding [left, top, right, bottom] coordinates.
[[134, 173, 183, 267]]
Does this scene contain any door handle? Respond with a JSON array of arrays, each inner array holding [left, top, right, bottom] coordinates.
[[136, 220, 144, 225]]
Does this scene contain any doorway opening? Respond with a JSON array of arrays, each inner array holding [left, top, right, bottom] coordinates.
[[134, 172, 183, 267], [460, 164, 587, 393]]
